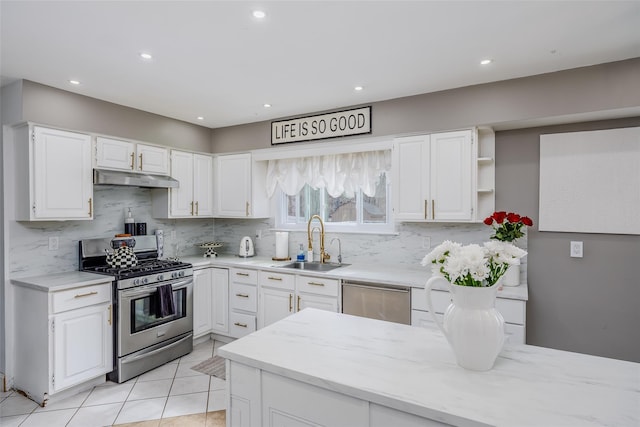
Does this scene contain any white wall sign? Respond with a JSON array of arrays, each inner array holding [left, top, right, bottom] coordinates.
[[271, 106, 371, 145]]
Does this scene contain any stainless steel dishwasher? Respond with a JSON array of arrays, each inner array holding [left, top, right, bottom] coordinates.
[[342, 280, 411, 325]]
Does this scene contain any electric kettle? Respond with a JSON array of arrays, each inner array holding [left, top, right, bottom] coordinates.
[[239, 236, 255, 257]]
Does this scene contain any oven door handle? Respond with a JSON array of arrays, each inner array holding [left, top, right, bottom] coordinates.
[[121, 333, 193, 365], [121, 278, 193, 298]]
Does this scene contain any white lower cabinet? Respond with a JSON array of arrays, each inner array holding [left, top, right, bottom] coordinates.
[[411, 287, 526, 344], [258, 271, 340, 329], [193, 267, 229, 338], [229, 268, 258, 338], [13, 279, 113, 405], [228, 360, 446, 427]]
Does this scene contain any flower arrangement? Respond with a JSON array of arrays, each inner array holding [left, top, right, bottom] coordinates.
[[483, 211, 533, 242], [421, 240, 527, 287]]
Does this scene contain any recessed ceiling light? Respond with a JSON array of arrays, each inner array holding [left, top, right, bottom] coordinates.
[[140, 52, 153, 60], [354, 86, 364, 91], [263, 103, 272, 108], [197, 116, 204, 121], [480, 59, 493, 65], [253, 10, 266, 19], [69, 80, 80, 85]]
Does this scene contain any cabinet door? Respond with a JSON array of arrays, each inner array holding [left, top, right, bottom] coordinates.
[[211, 268, 229, 334], [137, 143, 169, 175], [170, 150, 195, 217], [392, 135, 430, 220], [193, 268, 213, 337], [429, 130, 473, 221], [215, 153, 251, 217], [259, 287, 294, 329], [298, 293, 338, 313], [52, 302, 113, 392], [193, 154, 214, 217], [95, 137, 135, 171], [33, 126, 93, 220]]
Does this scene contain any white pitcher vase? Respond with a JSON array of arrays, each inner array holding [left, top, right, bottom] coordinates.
[[425, 276, 505, 371]]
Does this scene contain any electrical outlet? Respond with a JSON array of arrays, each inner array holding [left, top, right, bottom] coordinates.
[[256, 229, 262, 240], [48, 236, 59, 251], [422, 236, 431, 249], [570, 241, 583, 258], [170, 230, 176, 240]]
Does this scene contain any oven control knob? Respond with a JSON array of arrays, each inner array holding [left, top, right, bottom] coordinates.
[[179, 271, 185, 277], [171, 272, 178, 279], [142, 277, 148, 284], [133, 279, 140, 286], [157, 274, 164, 281]]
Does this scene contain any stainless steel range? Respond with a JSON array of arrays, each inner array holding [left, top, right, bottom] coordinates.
[[79, 236, 193, 383]]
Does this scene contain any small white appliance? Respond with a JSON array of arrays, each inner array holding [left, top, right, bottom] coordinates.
[[239, 236, 255, 257]]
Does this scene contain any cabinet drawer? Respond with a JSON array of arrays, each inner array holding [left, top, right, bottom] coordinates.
[[52, 282, 112, 314], [229, 312, 256, 338], [230, 268, 258, 285], [411, 288, 451, 314], [296, 275, 339, 297], [230, 283, 257, 312], [259, 271, 295, 291], [496, 298, 526, 325]]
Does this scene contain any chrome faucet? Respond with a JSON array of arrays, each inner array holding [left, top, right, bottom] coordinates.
[[307, 215, 330, 263], [330, 237, 342, 264]]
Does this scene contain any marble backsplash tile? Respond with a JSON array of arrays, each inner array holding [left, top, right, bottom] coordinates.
[[9, 187, 527, 283], [9, 186, 214, 277]]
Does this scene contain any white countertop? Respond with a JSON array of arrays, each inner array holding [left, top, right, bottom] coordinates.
[[218, 308, 639, 427], [11, 271, 114, 292], [180, 254, 528, 301]]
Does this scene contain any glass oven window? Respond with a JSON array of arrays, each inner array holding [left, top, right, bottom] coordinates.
[[131, 286, 187, 333]]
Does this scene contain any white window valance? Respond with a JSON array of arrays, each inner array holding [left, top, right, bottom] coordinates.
[[266, 150, 391, 198]]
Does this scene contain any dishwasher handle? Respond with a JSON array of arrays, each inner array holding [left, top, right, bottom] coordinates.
[[342, 281, 410, 293]]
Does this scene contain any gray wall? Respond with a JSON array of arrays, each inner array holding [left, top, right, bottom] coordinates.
[[211, 58, 640, 153], [497, 118, 640, 362], [20, 80, 212, 152]]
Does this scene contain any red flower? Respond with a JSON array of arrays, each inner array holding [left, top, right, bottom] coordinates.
[[483, 217, 494, 226], [521, 216, 533, 227], [506, 212, 521, 223], [492, 211, 507, 224]]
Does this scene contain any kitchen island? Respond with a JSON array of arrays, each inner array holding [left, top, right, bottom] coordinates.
[[218, 308, 639, 427]]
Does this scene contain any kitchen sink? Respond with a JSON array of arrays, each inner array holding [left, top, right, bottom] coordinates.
[[277, 261, 350, 272]]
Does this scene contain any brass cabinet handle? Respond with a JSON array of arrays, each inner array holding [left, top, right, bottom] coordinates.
[[88, 198, 93, 217], [289, 294, 293, 312], [195, 201, 199, 215], [234, 322, 247, 328], [424, 200, 427, 220], [138, 153, 143, 170], [267, 276, 283, 281], [108, 304, 112, 326], [190, 201, 194, 216], [432, 199, 435, 219], [74, 291, 98, 299], [245, 201, 250, 217], [130, 152, 135, 170], [297, 295, 301, 312], [235, 293, 249, 298], [236, 272, 249, 277], [307, 281, 325, 287]]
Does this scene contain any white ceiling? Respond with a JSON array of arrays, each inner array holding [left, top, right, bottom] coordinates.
[[2, 1, 639, 129]]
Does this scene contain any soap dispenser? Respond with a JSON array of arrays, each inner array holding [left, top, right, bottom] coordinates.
[[297, 243, 305, 262]]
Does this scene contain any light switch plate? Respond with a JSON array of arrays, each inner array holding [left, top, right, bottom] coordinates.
[[570, 241, 583, 258], [48, 236, 59, 251]]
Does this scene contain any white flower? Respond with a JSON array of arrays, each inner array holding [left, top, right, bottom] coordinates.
[[421, 240, 460, 266]]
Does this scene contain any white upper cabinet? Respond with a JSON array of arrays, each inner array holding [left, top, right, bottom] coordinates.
[[214, 153, 269, 218], [95, 136, 169, 175], [153, 150, 213, 218], [392, 129, 476, 222], [13, 124, 93, 221]]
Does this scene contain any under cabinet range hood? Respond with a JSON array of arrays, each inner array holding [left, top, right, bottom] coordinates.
[[93, 169, 179, 188]]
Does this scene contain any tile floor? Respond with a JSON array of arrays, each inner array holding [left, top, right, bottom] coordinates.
[[0, 339, 226, 427]]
